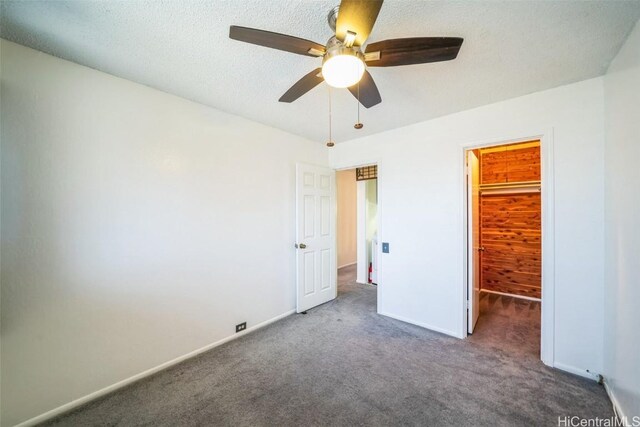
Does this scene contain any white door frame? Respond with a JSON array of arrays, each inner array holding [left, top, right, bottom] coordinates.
[[460, 129, 555, 367], [467, 150, 481, 333], [356, 180, 368, 284], [335, 161, 382, 313]]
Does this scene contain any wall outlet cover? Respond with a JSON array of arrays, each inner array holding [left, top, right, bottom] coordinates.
[[235, 322, 247, 333], [382, 242, 390, 253]]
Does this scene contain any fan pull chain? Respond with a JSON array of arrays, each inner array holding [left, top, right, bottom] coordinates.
[[326, 85, 335, 147], [354, 81, 363, 129]]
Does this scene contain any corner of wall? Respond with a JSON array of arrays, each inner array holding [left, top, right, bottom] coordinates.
[[602, 16, 640, 422]]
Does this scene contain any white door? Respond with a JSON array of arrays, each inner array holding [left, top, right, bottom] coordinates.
[[467, 151, 481, 333], [296, 163, 337, 312]]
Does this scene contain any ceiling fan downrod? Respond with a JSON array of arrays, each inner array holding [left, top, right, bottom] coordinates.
[[327, 5, 340, 32]]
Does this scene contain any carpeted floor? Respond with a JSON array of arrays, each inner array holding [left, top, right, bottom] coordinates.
[[44, 264, 612, 426], [470, 289, 542, 361]]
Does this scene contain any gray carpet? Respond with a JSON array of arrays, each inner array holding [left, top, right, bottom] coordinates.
[[44, 265, 612, 426]]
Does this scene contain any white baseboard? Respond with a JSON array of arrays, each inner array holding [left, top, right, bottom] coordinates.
[[13, 309, 296, 427], [480, 289, 541, 302], [604, 380, 630, 426], [553, 361, 600, 381], [378, 311, 462, 339], [338, 261, 357, 269]]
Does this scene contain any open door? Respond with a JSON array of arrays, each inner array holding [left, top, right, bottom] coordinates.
[[296, 163, 337, 312], [467, 151, 481, 333]]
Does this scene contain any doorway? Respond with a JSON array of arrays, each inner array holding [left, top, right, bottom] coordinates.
[[336, 165, 378, 296], [465, 140, 542, 357], [294, 162, 380, 314]]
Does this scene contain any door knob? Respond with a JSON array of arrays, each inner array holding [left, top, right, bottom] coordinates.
[[298, 243, 307, 249]]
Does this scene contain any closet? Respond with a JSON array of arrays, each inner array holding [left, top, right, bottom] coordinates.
[[478, 141, 541, 299]]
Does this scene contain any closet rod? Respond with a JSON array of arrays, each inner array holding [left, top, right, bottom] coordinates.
[[479, 180, 541, 190], [480, 186, 540, 195]]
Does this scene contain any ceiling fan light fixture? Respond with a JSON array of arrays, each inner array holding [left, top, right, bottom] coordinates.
[[229, 1, 463, 108], [322, 47, 365, 88]]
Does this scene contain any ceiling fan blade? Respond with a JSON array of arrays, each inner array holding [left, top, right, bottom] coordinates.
[[279, 68, 324, 103], [229, 26, 326, 57], [365, 37, 464, 67], [336, 0, 383, 47], [348, 70, 381, 108]]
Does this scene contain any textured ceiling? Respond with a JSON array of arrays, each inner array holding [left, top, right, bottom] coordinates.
[[2, 1, 640, 143]]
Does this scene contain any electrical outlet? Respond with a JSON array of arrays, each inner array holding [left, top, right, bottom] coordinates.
[[382, 242, 390, 253], [235, 322, 246, 333]]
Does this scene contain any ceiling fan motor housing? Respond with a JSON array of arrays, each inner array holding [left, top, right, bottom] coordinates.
[[323, 36, 364, 63]]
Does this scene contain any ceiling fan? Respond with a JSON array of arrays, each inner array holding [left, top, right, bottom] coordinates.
[[229, 0, 463, 109]]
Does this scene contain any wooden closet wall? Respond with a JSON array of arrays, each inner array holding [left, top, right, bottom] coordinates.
[[479, 141, 541, 299]]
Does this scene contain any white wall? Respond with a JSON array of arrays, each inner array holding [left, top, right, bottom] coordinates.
[[0, 40, 327, 426], [336, 169, 357, 267], [603, 20, 640, 419], [329, 77, 605, 377]]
